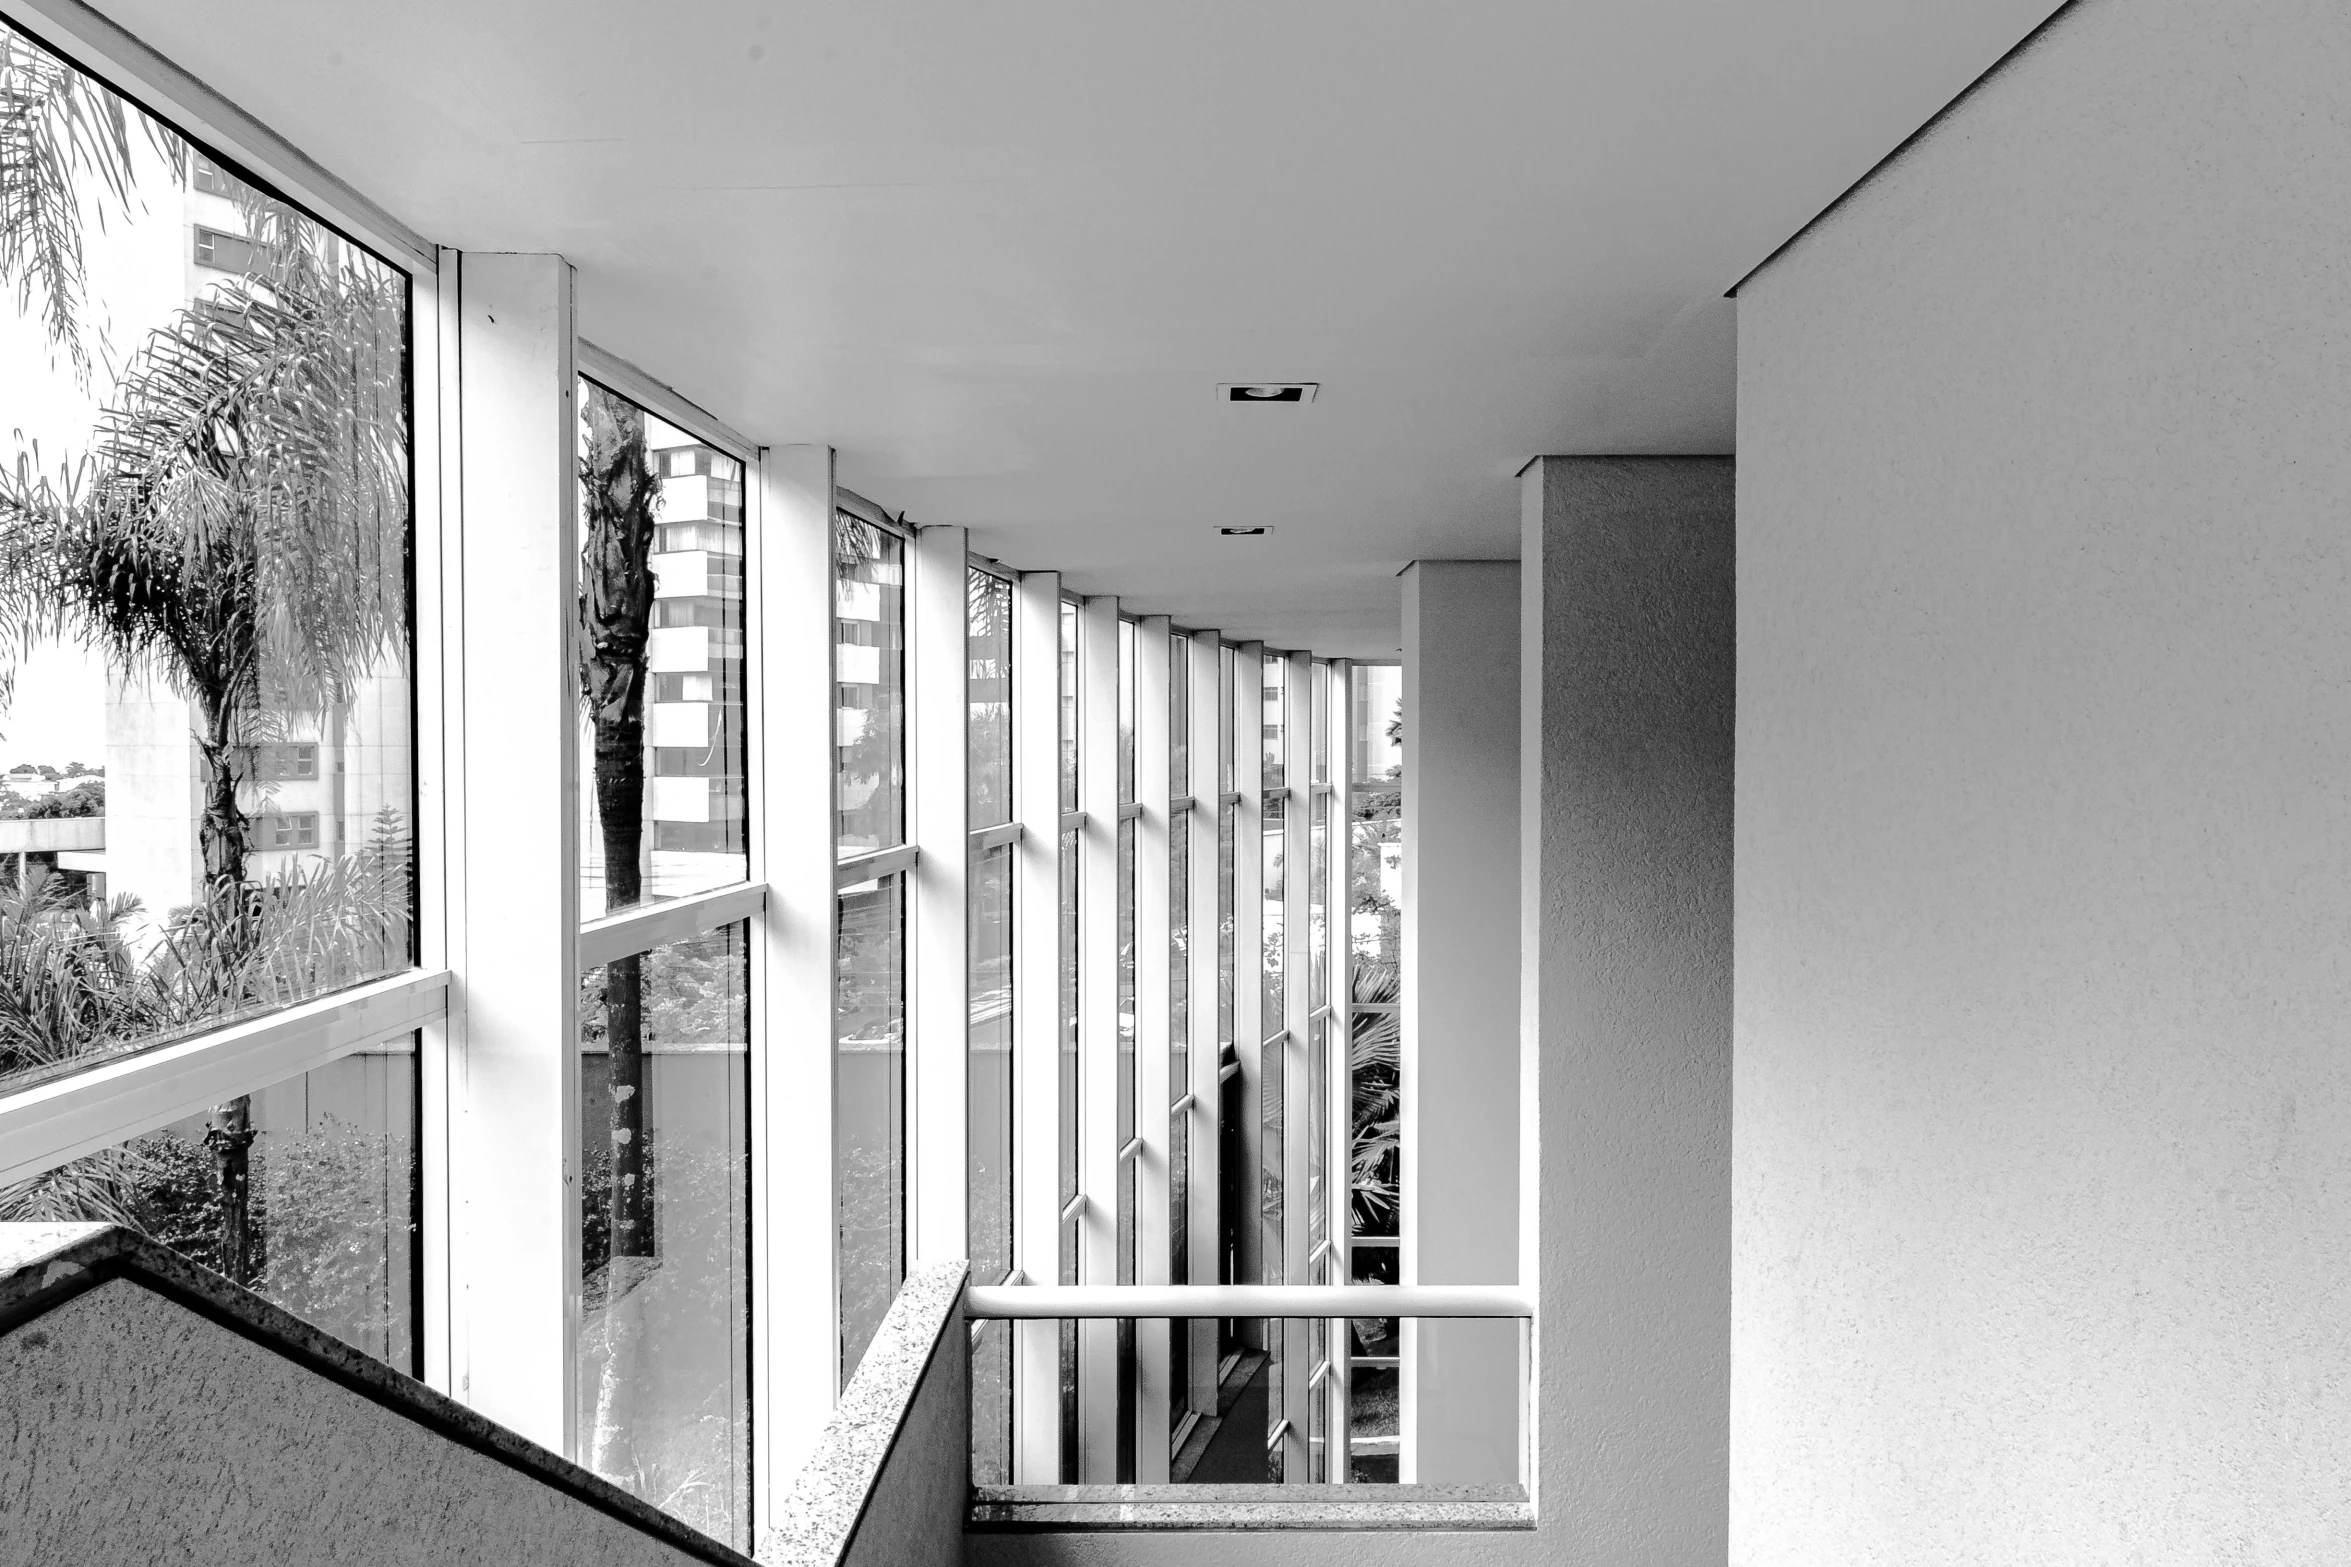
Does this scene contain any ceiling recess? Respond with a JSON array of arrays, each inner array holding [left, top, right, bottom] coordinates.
[[1219, 383, 1318, 404]]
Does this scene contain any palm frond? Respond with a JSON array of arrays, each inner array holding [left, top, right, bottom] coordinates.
[[0, 26, 181, 378]]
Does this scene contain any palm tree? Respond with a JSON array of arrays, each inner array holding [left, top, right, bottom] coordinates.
[[0, 169, 408, 1283], [577, 381, 661, 1481], [0, 24, 179, 378]]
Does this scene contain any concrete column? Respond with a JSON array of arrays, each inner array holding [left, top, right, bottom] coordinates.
[[1399, 560, 1521, 1485], [1521, 456, 1731, 1559]]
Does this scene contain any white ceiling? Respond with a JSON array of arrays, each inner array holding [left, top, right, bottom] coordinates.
[[90, 0, 2056, 655]]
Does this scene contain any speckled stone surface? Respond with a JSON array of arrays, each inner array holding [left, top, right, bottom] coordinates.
[[967, 1482, 1532, 1532], [760, 1260, 968, 1567], [0, 1223, 754, 1567]]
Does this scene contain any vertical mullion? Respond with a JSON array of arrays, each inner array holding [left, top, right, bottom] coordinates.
[[1132, 615, 1174, 1480], [910, 526, 970, 1264], [1327, 658, 1355, 1482], [1076, 595, 1122, 1480], [417, 248, 459, 1399], [751, 444, 839, 1505], [1280, 649, 1314, 1478], [1010, 570, 1064, 1483], [447, 253, 579, 1455], [1185, 632, 1223, 1420]]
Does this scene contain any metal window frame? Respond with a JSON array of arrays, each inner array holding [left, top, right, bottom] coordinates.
[[1130, 615, 1174, 1481], [1074, 593, 1122, 1480], [910, 523, 970, 1265], [1009, 569, 1066, 1484]]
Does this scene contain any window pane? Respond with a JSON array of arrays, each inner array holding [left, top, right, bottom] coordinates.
[[1263, 654, 1286, 791], [969, 569, 1013, 830], [968, 840, 1015, 1486], [577, 385, 748, 917], [836, 516, 905, 855], [837, 873, 907, 1384], [576, 924, 750, 1547], [0, 27, 414, 1095], [1263, 790, 1286, 1029], [0, 1037, 419, 1370]]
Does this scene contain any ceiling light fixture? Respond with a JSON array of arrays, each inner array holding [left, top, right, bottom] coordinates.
[[1219, 383, 1318, 404], [1219, 526, 1271, 537]]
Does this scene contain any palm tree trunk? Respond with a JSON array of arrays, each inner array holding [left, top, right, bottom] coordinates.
[[194, 687, 258, 1287]]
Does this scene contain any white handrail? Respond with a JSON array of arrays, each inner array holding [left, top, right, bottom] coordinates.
[[964, 1283, 1532, 1319]]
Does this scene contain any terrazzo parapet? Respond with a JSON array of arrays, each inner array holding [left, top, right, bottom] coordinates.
[[967, 1482, 1532, 1532], [761, 1259, 968, 1567], [0, 1223, 753, 1567]]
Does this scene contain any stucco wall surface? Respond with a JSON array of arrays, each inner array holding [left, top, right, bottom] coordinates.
[[0, 1278, 714, 1566], [1402, 559, 1523, 1485], [1734, 0, 2351, 1561]]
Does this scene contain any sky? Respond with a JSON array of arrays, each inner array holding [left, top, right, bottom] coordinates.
[[0, 124, 182, 773]]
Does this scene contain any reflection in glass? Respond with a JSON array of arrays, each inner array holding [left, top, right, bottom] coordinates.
[[577, 926, 750, 1546], [836, 515, 905, 855], [969, 569, 1013, 829], [0, 1038, 418, 1369], [0, 28, 414, 1097], [837, 873, 907, 1384], [578, 383, 748, 918]]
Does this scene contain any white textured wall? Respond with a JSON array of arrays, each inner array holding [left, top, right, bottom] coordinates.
[[1734, 1, 2351, 1561], [1402, 560, 1522, 1485]]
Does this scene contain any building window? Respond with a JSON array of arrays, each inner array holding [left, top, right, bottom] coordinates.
[[261, 811, 321, 850], [191, 224, 257, 273]]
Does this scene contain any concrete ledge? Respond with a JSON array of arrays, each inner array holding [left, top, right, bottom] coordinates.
[[763, 1259, 970, 1567], [0, 1223, 755, 1566], [968, 1482, 1532, 1532]]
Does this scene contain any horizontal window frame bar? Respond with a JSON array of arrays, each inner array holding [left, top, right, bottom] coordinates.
[[1310, 782, 1337, 798], [1349, 1235, 1401, 1249], [1218, 1061, 1242, 1084], [1351, 1355, 1401, 1370], [577, 342, 758, 466], [963, 1284, 1534, 1320], [0, 967, 451, 1189], [1116, 801, 1144, 822], [1057, 810, 1088, 835], [1168, 794, 1196, 815], [1266, 1418, 1294, 1452], [968, 821, 1025, 852], [578, 880, 767, 970], [1352, 1001, 1399, 1015], [1170, 1091, 1198, 1114], [1060, 1192, 1089, 1225], [1116, 1135, 1144, 1165], [836, 844, 920, 888], [1218, 791, 1244, 807], [835, 486, 908, 537]]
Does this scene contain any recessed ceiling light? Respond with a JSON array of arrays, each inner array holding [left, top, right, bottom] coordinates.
[[1219, 526, 1271, 537], [1218, 383, 1318, 404]]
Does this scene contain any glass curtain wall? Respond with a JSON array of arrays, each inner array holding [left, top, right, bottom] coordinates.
[[571, 380, 755, 1547], [835, 510, 909, 1386], [1166, 634, 1192, 1448], [0, 18, 420, 1355]]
